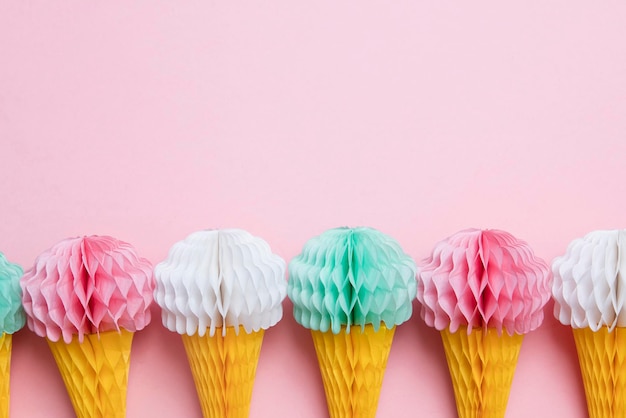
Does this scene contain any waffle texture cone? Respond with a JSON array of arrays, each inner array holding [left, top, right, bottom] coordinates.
[[0, 334, 12, 417], [311, 324, 395, 418], [441, 327, 523, 418], [572, 327, 626, 418], [47, 329, 133, 418], [181, 327, 265, 418]]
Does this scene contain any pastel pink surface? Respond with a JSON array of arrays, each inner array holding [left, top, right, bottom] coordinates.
[[417, 229, 552, 334], [1, 1, 625, 417], [20, 236, 154, 343]]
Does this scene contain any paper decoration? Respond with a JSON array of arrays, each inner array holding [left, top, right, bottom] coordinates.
[[572, 327, 626, 418], [0, 252, 25, 416], [20, 236, 154, 418], [21, 236, 154, 343], [153, 228, 287, 418], [552, 230, 626, 330], [0, 335, 13, 418], [288, 227, 416, 418], [47, 330, 133, 418], [552, 229, 626, 418], [154, 229, 286, 337], [416, 228, 551, 418], [0, 253, 25, 335], [182, 326, 264, 418], [311, 324, 394, 418], [441, 326, 523, 418], [417, 228, 551, 335], [288, 227, 417, 334]]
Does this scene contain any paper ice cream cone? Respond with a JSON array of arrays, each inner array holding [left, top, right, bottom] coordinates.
[[417, 230, 551, 418], [311, 324, 395, 418], [181, 326, 265, 418], [47, 329, 134, 418], [0, 333, 12, 415], [19, 236, 153, 418], [441, 327, 523, 418], [0, 252, 26, 417], [288, 227, 416, 418], [572, 327, 626, 418], [551, 230, 626, 418], [154, 230, 287, 418]]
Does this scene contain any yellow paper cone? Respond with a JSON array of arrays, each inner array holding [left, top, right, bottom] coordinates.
[[441, 327, 523, 418], [47, 329, 133, 418], [311, 324, 395, 418], [181, 326, 265, 418], [572, 327, 626, 418], [0, 333, 12, 417]]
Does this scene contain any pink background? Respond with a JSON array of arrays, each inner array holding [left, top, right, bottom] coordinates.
[[1, 1, 625, 417]]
